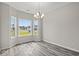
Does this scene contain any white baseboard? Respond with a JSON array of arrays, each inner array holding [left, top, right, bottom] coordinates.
[[44, 39, 79, 53]]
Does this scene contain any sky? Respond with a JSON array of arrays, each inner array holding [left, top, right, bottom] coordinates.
[[19, 19, 32, 26], [11, 16, 38, 27]]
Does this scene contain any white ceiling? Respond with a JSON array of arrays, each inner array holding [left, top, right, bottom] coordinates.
[[4, 2, 71, 14]]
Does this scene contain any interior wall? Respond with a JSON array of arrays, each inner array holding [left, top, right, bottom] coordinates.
[[0, 3, 10, 50], [0, 3, 1, 51], [43, 3, 79, 52]]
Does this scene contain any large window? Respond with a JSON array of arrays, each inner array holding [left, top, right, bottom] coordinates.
[[10, 16, 39, 38], [18, 19, 32, 37], [10, 16, 16, 38], [33, 20, 39, 36]]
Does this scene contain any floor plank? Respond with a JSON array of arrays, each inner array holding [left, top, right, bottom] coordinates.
[[0, 41, 79, 56]]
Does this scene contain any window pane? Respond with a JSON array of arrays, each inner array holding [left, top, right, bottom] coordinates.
[[10, 16, 16, 38], [33, 20, 39, 36], [18, 19, 32, 37]]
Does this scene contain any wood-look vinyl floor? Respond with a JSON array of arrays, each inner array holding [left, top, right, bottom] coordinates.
[[0, 41, 79, 56]]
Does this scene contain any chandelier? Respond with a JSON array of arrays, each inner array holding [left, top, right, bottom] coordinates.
[[33, 3, 44, 19], [34, 11, 44, 19]]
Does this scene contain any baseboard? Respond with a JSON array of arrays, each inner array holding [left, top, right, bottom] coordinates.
[[43, 40, 79, 53]]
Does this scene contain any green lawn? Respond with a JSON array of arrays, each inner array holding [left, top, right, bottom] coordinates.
[[19, 30, 31, 37], [11, 30, 38, 37]]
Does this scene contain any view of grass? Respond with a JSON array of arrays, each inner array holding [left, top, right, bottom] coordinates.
[[10, 16, 38, 38], [11, 30, 38, 37], [18, 30, 32, 37], [11, 31, 15, 36]]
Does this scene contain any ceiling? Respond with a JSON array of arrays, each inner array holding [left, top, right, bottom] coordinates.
[[4, 2, 71, 14]]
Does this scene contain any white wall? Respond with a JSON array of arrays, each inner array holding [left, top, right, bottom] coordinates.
[[0, 3, 1, 51], [0, 3, 10, 50], [43, 3, 79, 52]]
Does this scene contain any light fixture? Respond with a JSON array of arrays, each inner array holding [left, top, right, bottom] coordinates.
[[41, 13, 44, 18], [33, 3, 44, 19], [34, 14, 37, 18], [36, 12, 40, 16], [34, 12, 44, 19]]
